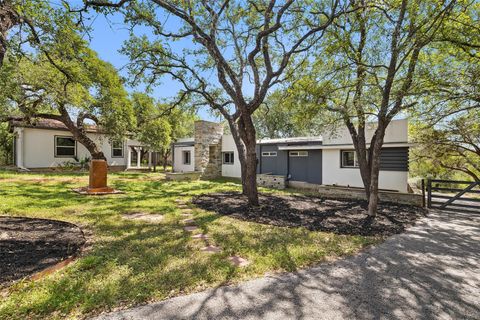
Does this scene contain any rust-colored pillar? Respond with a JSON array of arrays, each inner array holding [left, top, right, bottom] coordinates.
[[88, 159, 110, 192]]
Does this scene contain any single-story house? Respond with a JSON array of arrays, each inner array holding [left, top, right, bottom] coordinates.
[[173, 119, 411, 193], [8, 118, 151, 171]]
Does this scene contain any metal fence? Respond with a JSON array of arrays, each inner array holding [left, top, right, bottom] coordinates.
[[427, 179, 480, 213]]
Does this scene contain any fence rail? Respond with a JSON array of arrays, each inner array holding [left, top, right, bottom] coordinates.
[[427, 179, 480, 213]]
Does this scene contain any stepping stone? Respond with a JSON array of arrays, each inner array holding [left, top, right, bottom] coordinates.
[[184, 226, 199, 232], [180, 213, 193, 217], [191, 233, 209, 240], [182, 209, 193, 214], [174, 199, 185, 204], [122, 212, 164, 222], [228, 256, 250, 267], [200, 245, 222, 253], [182, 218, 196, 225]]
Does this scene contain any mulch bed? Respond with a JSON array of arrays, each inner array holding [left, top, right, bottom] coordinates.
[[192, 192, 427, 237], [0, 216, 86, 286]]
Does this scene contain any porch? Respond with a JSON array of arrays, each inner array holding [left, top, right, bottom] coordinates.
[[126, 145, 158, 171]]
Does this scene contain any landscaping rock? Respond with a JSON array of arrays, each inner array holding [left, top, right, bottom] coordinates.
[[184, 226, 199, 232]]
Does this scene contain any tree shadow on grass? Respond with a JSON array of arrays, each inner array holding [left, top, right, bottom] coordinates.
[[99, 211, 480, 320]]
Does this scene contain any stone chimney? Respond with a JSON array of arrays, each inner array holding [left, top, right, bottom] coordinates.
[[194, 120, 224, 178]]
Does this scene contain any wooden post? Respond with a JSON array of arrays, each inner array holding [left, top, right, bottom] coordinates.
[[427, 179, 432, 208], [421, 179, 426, 208]]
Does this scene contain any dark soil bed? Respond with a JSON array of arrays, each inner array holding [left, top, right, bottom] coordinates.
[[0, 216, 85, 286], [193, 192, 426, 236]]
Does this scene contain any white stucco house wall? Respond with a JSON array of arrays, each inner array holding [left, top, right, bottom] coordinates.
[[172, 119, 412, 193], [9, 118, 149, 171], [172, 138, 195, 173]]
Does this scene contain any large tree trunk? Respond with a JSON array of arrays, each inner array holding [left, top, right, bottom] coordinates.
[[366, 123, 388, 216], [162, 150, 169, 172], [345, 121, 372, 199], [348, 121, 388, 217], [0, 2, 19, 68], [366, 141, 383, 217], [227, 114, 259, 206], [152, 152, 156, 172], [237, 114, 259, 206]]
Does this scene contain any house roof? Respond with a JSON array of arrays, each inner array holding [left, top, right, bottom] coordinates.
[[257, 136, 323, 145], [8, 117, 101, 133]]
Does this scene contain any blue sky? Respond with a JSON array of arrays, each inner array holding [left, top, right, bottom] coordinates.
[[83, 9, 219, 122]]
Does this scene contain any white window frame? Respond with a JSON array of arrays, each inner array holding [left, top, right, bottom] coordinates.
[[54, 136, 76, 158], [289, 151, 308, 157], [222, 152, 235, 165], [261, 151, 277, 157], [111, 141, 124, 158], [182, 150, 191, 165], [341, 150, 359, 168]]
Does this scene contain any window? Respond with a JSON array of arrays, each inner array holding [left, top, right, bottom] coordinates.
[[261, 151, 277, 157], [341, 150, 359, 168], [223, 152, 234, 165], [55, 136, 76, 157], [289, 151, 308, 157], [183, 150, 191, 165], [111, 141, 124, 158]]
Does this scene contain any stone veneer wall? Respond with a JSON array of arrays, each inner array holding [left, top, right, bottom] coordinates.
[[288, 181, 423, 207], [165, 171, 202, 181], [257, 174, 287, 189], [194, 120, 224, 179]]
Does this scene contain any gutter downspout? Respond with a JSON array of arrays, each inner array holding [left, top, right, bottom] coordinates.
[[286, 146, 291, 182]]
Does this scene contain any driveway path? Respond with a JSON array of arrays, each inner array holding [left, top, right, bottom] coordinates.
[[95, 210, 480, 320]]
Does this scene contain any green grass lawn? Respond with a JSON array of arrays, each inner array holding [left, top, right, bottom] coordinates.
[[0, 171, 379, 320]]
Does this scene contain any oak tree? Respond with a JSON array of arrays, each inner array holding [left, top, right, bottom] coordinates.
[[290, 0, 462, 216], [0, 27, 134, 160], [83, 0, 348, 205]]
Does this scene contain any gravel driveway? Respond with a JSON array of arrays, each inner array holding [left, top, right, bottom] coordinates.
[[94, 210, 480, 320]]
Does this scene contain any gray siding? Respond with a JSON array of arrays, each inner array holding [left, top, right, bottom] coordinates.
[[289, 150, 322, 184], [257, 143, 323, 184], [257, 144, 288, 175], [307, 150, 322, 184], [379, 147, 409, 171], [255, 143, 407, 186]]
